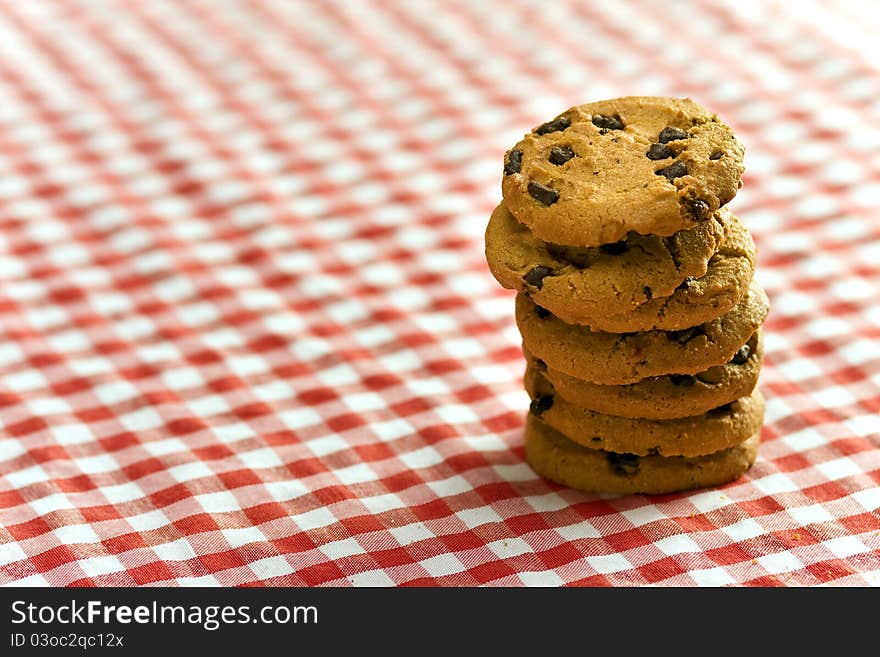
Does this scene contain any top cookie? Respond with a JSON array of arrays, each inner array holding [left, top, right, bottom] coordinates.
[[501, 96, 745, 247]]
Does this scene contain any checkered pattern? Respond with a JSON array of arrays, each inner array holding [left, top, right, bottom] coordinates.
[[0, 0, 878, 587]]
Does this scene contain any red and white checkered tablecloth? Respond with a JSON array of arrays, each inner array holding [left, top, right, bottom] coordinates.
[[0, 0, 878, 588]]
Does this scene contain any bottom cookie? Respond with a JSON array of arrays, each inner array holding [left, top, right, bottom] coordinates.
[[524, 414, 759, 495]]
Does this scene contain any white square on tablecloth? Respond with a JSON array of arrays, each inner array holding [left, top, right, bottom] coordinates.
[[178, 575, 222, 587], [333, 463, 377, 486], [753, 472, 800, 495], [621, 505, 667, 527], [6, 574, 51, 587], [419, 554, 467, 578], [371, 418, 413, 442], [128, 510, 170, 532], [721, 518, 765, 542], [853, 487, 880, 512], [587, 553, 634, 575], [348, 569, 396, 587], [0, 439, 26, 463], [264, 480, 309, 504], [161, 367, 205, 391], [517, 571, 565, 587], [655, 534, 702, 556], [74, 454, 119, 475], [144, 438, 188, 458], [264, 311, 306, 335], [49, 424, 95, 445], [167, 461, 213, 483], [292, 507, 337, 532], [54, 523, 101, 545], [119, 407, 165, 432], [187, 394, 231, 418], [316, 363, 360, 387], [221, 527, 268, 549], [226, 354, 269, 377], [79, 556, 127, 578], [400, 446, 444, 470], [249, 556, 295, 581], [278, 407, 323, 430], [456, 506, 502, 529], [213, 422, 256, 444], [786, 504, 835, 526], [319, 538, 365, 560], [94, 379, 141, 406], [817, 457, 863, 481], [360, 493, 407, 514], [427, 474, 473, 497], [822, 536, 870, 559], [5, 465, 51, 488], [5, 369, 48, 393], [555, 522, 602, 541], [689, 490, 735, 514], [152, 538, 198, 562], [435, 403, 479, 425], [343, 392, 385, 413], [690, 567, 737, 586], [524, 492, 570, 513], [238, 447, 284, 470], [0, 542, 28, 567], [389, 522, 434, 547], [487, 537, 533, 558], [757, 550, 804, 575], [195, 491, 240, 514], [252, 380, 296, 403]]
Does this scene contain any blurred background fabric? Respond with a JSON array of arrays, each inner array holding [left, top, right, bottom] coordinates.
[[0, 0, 878, 586]]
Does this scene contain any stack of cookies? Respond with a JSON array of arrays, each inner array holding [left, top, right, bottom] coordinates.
[[485, 97, 769, 495]]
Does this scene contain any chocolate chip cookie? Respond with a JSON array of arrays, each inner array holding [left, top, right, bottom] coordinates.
[[485, 203, 729, 329], [516, 279, 769, 385], [525, 364, 765, 457], [524, 414, 760, 495], [526, 330, 763, 420], [586, 213, 756, 332], [502, 97, 745, 247]]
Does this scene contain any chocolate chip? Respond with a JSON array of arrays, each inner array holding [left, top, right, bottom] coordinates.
[[643, 286, 653, 301], [647, 447, 660, 456], [534, 359, 547, 371], [527, 181, 559, 206], [670, 374, 696, 387], [599, 241, 628, 255], [707, 402, 733, 417], [709, 150, 723, 160], [549, 145, 575, 165], [535, 116, 571, 135], [695, 368, 724, 385], [656, 161, 688, 181], [534, 305, 551, 319], [669, 327, 703, 344], [504, 149, 523, 175], [608, 452, 640, 477], [658, 126, 688, 143], [686, 198, 710, 220], [646, 143, 674, 160], [591, 437, 602, 442], [523, 266, 553, 290], [529, 395, 554, 416], [676, 277, 695, 291], [730, 343, 751, 365], [591, 114, 624, 131]]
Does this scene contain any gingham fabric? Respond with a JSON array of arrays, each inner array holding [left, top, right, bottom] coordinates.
[[0, 0, 878, 588]]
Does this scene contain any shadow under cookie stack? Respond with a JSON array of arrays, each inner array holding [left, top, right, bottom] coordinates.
[[486, 97, 769, 495]]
